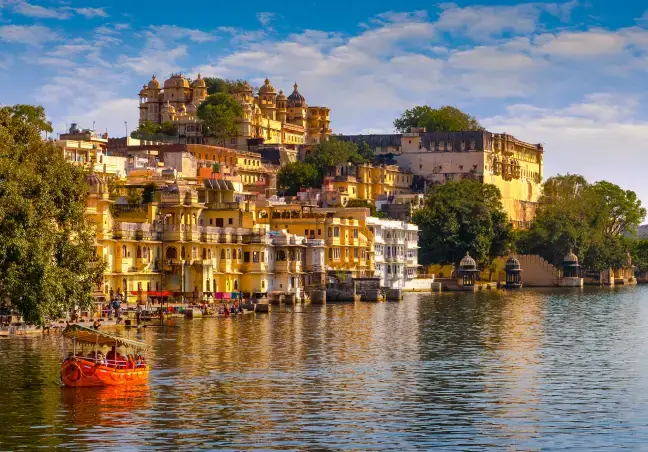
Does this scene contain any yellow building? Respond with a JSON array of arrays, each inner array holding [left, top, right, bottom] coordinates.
[[256, 204, 374, 278], [87, 174, 324, 303], [137, 74, 332, 151], [323, 163, 414, 206], [339, 131, 543, 228]]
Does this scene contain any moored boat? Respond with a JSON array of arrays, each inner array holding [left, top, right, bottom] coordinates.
[[60, 324, 150, 387]]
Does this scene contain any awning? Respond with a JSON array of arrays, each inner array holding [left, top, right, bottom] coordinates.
[[62, 324, 147, 349]]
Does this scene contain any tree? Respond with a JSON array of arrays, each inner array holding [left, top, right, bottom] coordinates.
[[159, 121, 178, 137], [517, 174, 646, 270], [412, 180, 512, 268], [277, 162, 320, 196], [130, 120, 178, 139], [394, 105, 483, 133], [197, 93, 243, 141], [304, 138, 372, 184], [0, 105, 104, 324], [5, 105, 53, 133], [203, 77, 242, 95]]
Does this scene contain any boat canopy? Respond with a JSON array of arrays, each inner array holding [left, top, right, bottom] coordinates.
[[62, 325, 147, 350]]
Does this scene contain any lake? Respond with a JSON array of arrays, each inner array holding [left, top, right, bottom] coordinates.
[[1, 286, 648, 450]]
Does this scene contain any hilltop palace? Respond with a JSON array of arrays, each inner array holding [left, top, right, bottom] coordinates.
[[137, 74, 332, 151]]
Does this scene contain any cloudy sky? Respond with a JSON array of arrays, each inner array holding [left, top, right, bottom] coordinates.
[[1, 0, 647, 206]]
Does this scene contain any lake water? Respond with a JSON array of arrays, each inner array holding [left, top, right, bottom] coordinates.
[[2, 287, 648, 450]]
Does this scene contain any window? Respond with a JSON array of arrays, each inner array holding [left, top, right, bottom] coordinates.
[[305, 229, 309, 236], [334, 227, 340, 237], [181, 246, 186, 259], [353, 229, 358, 238], [328, 227, 332, 237], [329, 248, 333, 259], [166, 247, 177, 260], [228, 218, 233, 225], [261, 252, 265, 262], [244, 251, 250, 263], [238, 249, 242, 259], [221, 249, 225, 259], [354, 248, 358, 258], [209, 218, 213, 225], [121, 245, 127, 257]]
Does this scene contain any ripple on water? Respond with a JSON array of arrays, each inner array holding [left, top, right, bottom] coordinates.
[[1, 287, 648, 450]]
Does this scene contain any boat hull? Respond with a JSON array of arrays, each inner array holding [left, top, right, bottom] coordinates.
[[61, 359, 150, 387]]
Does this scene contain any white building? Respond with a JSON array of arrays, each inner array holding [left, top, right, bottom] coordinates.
[[367, 217, 423, 290]]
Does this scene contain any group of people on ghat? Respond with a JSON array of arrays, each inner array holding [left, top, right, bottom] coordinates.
[[64, 345, 146, 369]]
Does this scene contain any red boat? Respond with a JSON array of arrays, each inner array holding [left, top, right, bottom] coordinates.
[[61, 325, 150, 387]]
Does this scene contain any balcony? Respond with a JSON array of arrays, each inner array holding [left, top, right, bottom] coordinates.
[[113, 222, 159, 241]]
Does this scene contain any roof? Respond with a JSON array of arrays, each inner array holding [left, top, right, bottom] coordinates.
[[336, 134, 402, 148], [203, 179, 235, 190], [62, 324, 147, 349]]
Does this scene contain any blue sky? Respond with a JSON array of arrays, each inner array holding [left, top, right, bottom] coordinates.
[[1, 0, 648, 210]]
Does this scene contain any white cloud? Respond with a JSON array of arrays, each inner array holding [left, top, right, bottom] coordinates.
[[118, 32, 187, 75], [256, 12, 275, 27], [7, 1, 108, 19], [150, 25, 217, 43], [435, 3, 542, 39], [534, 29, 627, 57], [70, 7, 109, 18], [11, 1, 70, 19], [0, 25, 59, 46], [56, 98, 138, 139]]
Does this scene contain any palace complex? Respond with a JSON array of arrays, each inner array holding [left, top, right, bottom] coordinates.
[[338, 131, 544, 228], [137, 74, 332, 151]]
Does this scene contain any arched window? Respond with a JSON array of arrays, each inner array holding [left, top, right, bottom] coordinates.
[[122, 245, 127, 257], [221, 249, 225, 259], [137, 246, 142, 259], [238, 249, 242, 259], [166, 246, 177, 260], [181, 246, 186, 259], [261, 280, 265, 289], [208, 249, 212, 259], [234, 280, 238, 290], [202, 248, 207, 260], [328, 227, 332, 237], [192, 246, 197, 259]]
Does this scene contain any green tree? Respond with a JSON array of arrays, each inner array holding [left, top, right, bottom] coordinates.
[[394, 105, 483, 133], [277, 162, 320, 196], [159, 121, 178, 137], [5, 105, 53, 133], [517, 174, 646, 270], [412, 180, 512, 268], [197, 93, 243, 141], [203, 77, 244, 95], [304, 138, 372, 184], [0, 105, 104, 324]]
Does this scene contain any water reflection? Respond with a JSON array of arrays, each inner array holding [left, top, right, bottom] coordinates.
[[1, 287, 648, 449]]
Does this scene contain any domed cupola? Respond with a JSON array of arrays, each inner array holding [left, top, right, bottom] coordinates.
[[287, 82, 306, 108], [259, 77, 276, 95], [87, 171, 107, 195], [563, 250, 578, 265], [192, 73, 206, 88], [148, 75, 161, 90]]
